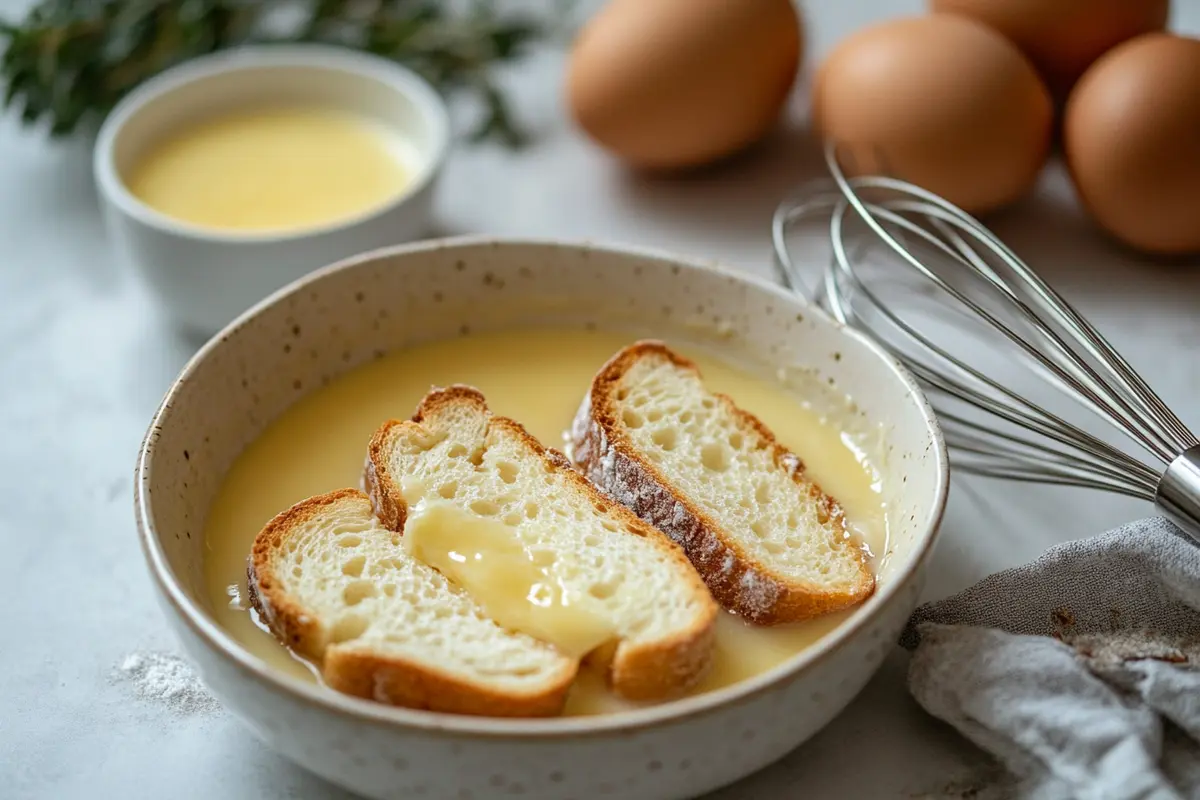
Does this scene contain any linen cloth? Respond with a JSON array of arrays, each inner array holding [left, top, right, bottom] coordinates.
[[901, 517, 1200, 799]]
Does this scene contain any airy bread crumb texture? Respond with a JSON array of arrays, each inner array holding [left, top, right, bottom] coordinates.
[[573, 342, 874, 624], [370, 387, 717, 699], [616, 356, 864, 588], [251, 490, 575, 713]]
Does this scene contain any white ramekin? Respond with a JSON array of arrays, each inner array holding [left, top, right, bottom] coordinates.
[[94, 45, 450, 334]]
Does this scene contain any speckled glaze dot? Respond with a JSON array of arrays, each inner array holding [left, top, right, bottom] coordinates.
[[135, 239, 947, 800]]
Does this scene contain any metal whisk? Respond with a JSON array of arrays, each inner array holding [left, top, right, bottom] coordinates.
[[771, 144, 1200, 545]]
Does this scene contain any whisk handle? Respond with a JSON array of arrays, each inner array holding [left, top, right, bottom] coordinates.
[[1155, 446, 1200, 545]]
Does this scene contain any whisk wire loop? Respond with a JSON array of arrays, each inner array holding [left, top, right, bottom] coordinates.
[[824, 157, 1185, 464], [771, 143, 1200, 543]]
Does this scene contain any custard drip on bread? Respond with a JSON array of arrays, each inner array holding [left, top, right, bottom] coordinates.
[[366, 386, 718, 701], [248, 489, 577, 717]]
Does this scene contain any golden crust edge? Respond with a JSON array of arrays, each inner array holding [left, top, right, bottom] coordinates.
[[364, 384, 718, 701], [576, 340, 876, 625], [247, 487, 578, 717]]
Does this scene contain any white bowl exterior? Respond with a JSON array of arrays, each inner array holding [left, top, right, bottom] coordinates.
[[137, 240, 946, 800], [95, 46, 449, 334], [169, 574, 920, 800]]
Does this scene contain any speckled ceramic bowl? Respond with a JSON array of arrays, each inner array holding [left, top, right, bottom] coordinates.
[[135, 238, 948, 800]]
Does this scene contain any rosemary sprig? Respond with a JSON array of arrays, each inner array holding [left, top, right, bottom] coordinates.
[[1, 0, 566, 146]]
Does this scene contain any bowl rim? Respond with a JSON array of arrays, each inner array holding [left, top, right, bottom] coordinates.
[[135, 236, 950, 739], [93, 43, 450, 245]]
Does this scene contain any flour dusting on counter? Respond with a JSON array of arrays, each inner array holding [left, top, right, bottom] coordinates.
[[116, 652, 220, 715]]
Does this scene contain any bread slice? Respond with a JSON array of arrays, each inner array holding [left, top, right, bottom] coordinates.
[[366, 386, 718, 701], [572, 342, 875, 625], [247, 489, 578, 717]]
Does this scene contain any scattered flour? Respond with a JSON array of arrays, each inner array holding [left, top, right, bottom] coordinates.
[[116, 652, 221, 715]]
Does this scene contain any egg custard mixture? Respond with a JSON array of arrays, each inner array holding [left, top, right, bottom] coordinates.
[[125, 106, 413, 234], [204, 328, 887, 716]]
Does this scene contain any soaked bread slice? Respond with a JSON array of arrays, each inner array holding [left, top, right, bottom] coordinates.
[[572, 342, 875, 625], [248, 489, 577, 717], [366, 386, 717, 700]]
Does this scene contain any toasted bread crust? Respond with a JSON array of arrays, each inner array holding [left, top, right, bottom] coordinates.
[[573, 341, 875, 625], [322, 644, 572, 718], [248, 489, 358, 661], [248, 489, 577, 717], [366, 385, 718, 701], [364, 385, 488, 533]]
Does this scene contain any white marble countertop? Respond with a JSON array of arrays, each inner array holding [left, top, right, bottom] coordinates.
[[3, 1, 1199, 797]]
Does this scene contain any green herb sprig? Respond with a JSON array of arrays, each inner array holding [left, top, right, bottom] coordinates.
[[1, 0, 568, 146]]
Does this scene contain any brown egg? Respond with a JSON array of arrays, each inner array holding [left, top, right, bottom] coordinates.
[[812, 15, 1052, 214], [1064, 34, 1200, 255], [566, 0, 802, 170], [930, 0, 1169, 98]]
